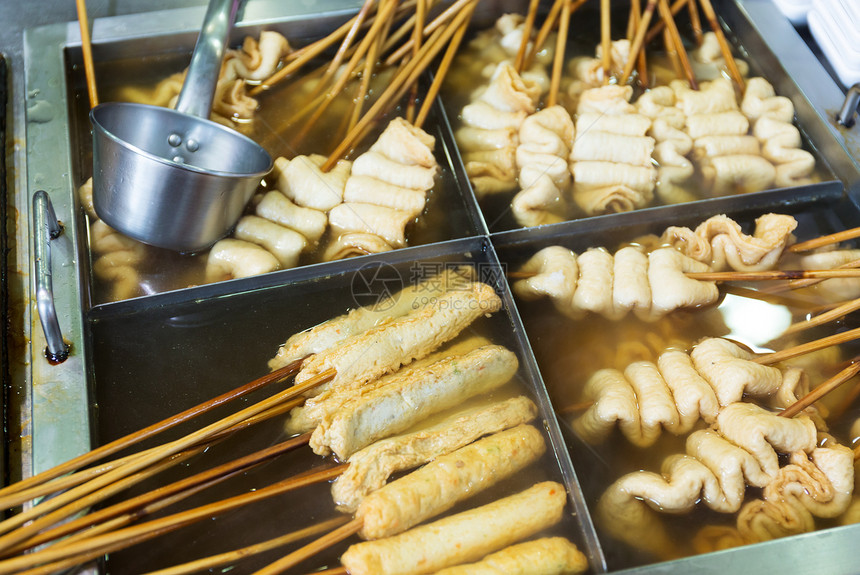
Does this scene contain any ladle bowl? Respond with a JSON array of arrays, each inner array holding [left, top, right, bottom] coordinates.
[[90, 0, 272, 253], [91, 103, 271, 253]]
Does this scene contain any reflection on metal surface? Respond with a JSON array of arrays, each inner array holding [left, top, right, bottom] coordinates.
[[32, 191, 70, 363], [836, 83, 860, 128]]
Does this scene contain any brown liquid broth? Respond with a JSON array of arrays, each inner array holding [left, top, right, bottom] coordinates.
[[515, 236, 860, 568], [69, 48, 470, 305], [88, 278, 586, 574], [440, 15, 828, 232]]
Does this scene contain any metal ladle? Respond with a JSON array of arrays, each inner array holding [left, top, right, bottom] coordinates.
[[90, 0, 272, 253]]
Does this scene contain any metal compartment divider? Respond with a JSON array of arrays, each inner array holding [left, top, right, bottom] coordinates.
[[86, 235, 603, 573], [493, 191, 860, 574], [17, 1, 860, 572]]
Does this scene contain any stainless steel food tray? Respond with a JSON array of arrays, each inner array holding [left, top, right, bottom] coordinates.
[[85, 237, 603, 573], [16, 1, 860, 573], [494, 192, 860, 574], [435, 0, 851, 233]]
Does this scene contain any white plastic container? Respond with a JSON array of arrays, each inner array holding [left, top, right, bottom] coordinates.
[[809, 0, 860, 87], [772, 0, 812, 25]]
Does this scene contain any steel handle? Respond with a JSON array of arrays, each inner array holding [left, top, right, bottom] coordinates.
[[32, 190, 69, 363], [175, 0, 241, 119], [836, 83, 860, 128]]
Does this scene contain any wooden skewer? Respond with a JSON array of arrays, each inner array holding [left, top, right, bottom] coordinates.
[[628, 0, 650, 87], [313, 567, 349, 575], [620, 0, 658, 85], [250, 0, 419, 95], [789, 258, 860, 291], [687, 0, 704, 46], [0, 446, 152, 511], [75, 0, 98, 107], [558, 399, 596, 415], [828, 372, 860, 422], [145, 517, 349, 575], [384, 0, 474, 66], [754, 326, 860, 365], [548, 0, 572, 107], [252, 518, 364, 575], [758, 257, 860, 294], [524, 0, 564, 70], [406, 0, 428, 124], [0, 369, 334, 551], [697, 0, 745, 91], [779, 359, 860, 418], [414, 1, 476, 129], [294, 0, 399, 149], [0, 465, 347, 575], [348, 5, 393, 133], [6, 430, 310, 556], [687, 269, 860, 282], [511, 268, 860, 282], [663, 26, 684, 80], [562, 332, 860, 415], [323, 2, 475, 171], [721, 284, 821, 310], [49, 462, 247, 552], [14, 522, 187, 575], [379, 0, 437, 57], [515, 0, 542, 72], [0, 397, 298, 513], [0, 444, 210, 557], [250, 20, 359, 96], [657, 0, 698, 90], [643, 0, 688, 43], [310, 0, 376, 103], [600, 0, 611, 83], [788, 227, 860, 253], [782, 297, 860, 337], [0, 357, 305, 505]]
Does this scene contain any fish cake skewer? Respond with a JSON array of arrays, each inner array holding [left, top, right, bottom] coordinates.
[[341, 481, 568, 575]]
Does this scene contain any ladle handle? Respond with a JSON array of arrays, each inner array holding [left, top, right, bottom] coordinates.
[[32, 190, 70, 363], [836, 83, 860, 128], [175, 0, 241, 119]]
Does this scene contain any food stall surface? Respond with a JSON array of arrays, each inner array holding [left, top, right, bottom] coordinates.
[[3, 1, 860, 574]]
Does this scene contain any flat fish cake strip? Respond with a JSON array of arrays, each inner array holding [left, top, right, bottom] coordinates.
[[341, 481, 567, 575], [310, 344, 518, 458], [294, 282, 502, 398], [357, 424, 547, 539], [332, 395, 537, 512]]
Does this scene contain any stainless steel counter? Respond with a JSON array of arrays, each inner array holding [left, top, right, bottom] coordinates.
[[4, 0, 860, 572]]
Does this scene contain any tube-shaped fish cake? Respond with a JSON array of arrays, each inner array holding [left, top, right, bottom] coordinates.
[[205, 238, 280, 282], [351, 151, 436, 191], [332, 396, 538, 512], [571, 132, 655, 166], [369, 116, 437, 168], [576, 112, 651, 136], [328, 202, 413, 248], [343, 175, 427, 218], [288, 336, 492, 435], [273, 154, 351, 212], [294, 282, 502, 397], [233, 215, 306, 268], [310, 344, 518, 458], [431, 537, 589, 575], [342, 481, 567, 575], [322, 232, 392, 261], [268, 267, 475, 370], [357, 424, 546, 539], [684, 111, 749, 139], [255, 190, 328, 243]]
